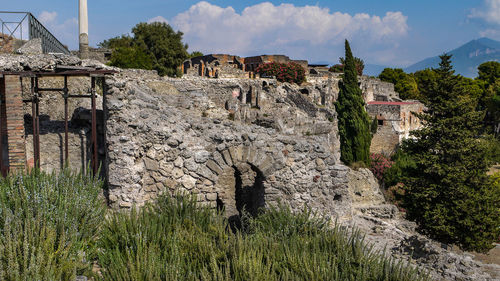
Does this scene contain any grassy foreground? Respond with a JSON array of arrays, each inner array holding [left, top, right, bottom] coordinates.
[[0, 170, 429, 280]]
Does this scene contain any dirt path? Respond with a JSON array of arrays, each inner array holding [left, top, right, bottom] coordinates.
[[472, 244, 500, 280]]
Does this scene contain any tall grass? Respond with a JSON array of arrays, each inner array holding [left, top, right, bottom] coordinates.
[[97, 195, 429, 281], [0, 169, 106, 280]]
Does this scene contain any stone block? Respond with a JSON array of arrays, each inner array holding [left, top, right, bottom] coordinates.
[[206, 160, 223, 175], [206, 193, 218, 201], [194, 150, 210, 163], [174, 157, 184, 167], [213, 151, 227, 169], [180, 175, 197, 190], [172, 168, 184, 179], [144, 158, 159, 171], [222, 149, 233, 166]]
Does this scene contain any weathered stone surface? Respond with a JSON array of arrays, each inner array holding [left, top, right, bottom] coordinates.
[[348, 168, 385, 207], [16, 38, 43, 55]]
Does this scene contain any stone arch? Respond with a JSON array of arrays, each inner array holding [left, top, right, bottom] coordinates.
[[207, 145, 275, 222]]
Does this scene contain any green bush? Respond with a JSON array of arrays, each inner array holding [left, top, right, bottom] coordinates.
[[0, 169, 106, 280], [256, 62, 306, 84], [96, 194, 429, 281], [383, 150, 416, 188], [328, 56, 365, 76], [483, 135, 500, 163]]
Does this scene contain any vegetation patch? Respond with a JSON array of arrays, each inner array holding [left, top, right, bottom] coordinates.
[[0, 169, 105, 280], [256, 62, 306, 84], [96, 194, 429, 281]]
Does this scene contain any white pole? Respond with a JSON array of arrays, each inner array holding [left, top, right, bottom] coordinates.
[[79, 0, 89, 58]]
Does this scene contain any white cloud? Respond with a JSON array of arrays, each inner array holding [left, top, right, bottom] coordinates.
[[172, 1, 408, 64], [37, 11, 78, 50], [39, 11, 58, 24], [480, 28, 500, 40], [148, 16, 169, 24], [469, 0, 500, 25]]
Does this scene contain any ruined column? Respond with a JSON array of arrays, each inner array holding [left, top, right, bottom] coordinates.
[[79, 0, 89, 59]]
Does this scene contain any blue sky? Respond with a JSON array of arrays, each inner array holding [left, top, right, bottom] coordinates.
[[1, 1, 499, 67]]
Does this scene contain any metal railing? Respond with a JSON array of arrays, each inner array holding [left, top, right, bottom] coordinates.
[[0, 11, 70, 54]]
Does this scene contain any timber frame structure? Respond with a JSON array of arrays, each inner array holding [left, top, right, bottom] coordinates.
[[0, 66, 115, 176]]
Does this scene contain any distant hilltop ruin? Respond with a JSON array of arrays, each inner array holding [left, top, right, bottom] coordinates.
[[182, 53, 327, 79]]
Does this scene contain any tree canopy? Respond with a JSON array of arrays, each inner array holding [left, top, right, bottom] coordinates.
[[401, 55, 500, 252], [329, 56, 365, 76], [100, 22, 189, 77], [379, 68, 421, 100], [335, 40, 372, 165]]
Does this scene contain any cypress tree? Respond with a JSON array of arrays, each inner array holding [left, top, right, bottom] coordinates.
[[402, 54, 500, 252], [335, 40, 372, 165]]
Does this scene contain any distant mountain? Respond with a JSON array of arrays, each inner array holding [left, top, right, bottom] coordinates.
[[405, 37, 500, 78]]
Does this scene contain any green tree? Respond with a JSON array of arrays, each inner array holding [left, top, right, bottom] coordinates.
[[329, 56, 365, 76], [413, 69, 438, 103], [189, 51, 204, 58], [101, 22, 189, 77], [478, 61, 500, 85], [379, 68, 421, 100], [108, 46, 153, 70], [401, 54, 500, 252], [335, 40, 372, 165], [476, 62, 500, 135], [98, 35, 133, 49]]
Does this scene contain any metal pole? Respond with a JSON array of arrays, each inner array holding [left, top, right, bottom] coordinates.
[[0, 77, 4, 176], [91, 77, 97, 175], [63, 76, 69, 164], [34, 77, 40, 167], [31, 77, 37, 169]]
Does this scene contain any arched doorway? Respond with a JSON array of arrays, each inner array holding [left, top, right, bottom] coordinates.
[[216, 162, 265, 227]]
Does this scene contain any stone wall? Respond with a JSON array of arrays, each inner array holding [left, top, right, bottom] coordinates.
[[104, 72, 355, 221], [367, 101, 424, 154]]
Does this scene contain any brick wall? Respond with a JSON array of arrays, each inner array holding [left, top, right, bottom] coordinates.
[[2, 75, 25, 172], [0, 78, 6, 175]]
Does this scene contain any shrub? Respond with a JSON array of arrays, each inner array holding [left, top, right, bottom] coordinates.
[[0, 169, 106, 280], [256, 62, 306, 84], [96, 194, 429, 281], [329, 57, 365, 76], [383, 150, 416, 187], [369, 153, 393, 181], [384, 183, 406, 212], [329, 64, 344, 73]]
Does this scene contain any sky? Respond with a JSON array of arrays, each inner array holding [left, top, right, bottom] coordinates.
[[1, 0, 499, 67]]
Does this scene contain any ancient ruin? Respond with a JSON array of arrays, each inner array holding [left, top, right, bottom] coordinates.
[[0, 51, 497, 280], [183, 53, 316, 78]]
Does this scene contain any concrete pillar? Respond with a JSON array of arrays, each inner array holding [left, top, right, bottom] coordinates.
[[79, 0, 89, 59]]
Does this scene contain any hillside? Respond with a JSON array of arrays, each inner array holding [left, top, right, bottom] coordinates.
[[405, 37, 500, 77]]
